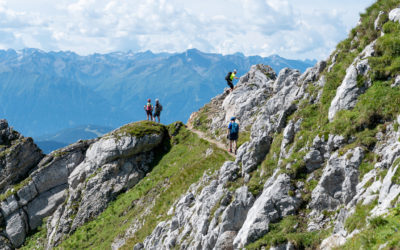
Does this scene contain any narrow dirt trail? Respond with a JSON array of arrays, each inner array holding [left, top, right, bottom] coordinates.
[[188, 127, 236, 158]]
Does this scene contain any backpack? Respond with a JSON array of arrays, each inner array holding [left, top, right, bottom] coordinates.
[[225, 72, 232, 81], [155, 104, 163, 112], [146, 103, 153, 111], [230, 122, 239, 134]]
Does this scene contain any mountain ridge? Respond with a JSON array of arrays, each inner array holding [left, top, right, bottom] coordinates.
[[2, 1, 400, 249], [0, 48, 315, 137]]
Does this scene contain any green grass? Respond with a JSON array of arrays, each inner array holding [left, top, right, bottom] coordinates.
[[191, 104, 213, 133], [246, 215, 330, 249], [341, 206, 400, 249], [345, 200, 378, 233], [114, 120, 166, 138], [55, 125, 232, 249], [248, 133, 283, 197], [237, 130, 251, 149], [21, 219, 48, 250], [359, 152, 378, 180], [0, 177, 32, 202], [391, 164, 400, 185]]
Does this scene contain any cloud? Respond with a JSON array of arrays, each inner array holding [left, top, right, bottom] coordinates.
[[0, 0, 376, 59]]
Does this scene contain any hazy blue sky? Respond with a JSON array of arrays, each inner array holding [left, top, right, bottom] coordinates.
[[0, 0, 375, 59]]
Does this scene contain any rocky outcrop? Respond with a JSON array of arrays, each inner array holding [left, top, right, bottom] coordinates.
[[328, 41, 375, 121], [233, 173, 301, 248], [47, 124, 166, 246], [0, 139, 91, 248], [389, 8, 400, 23], [0, 119, 44, 193], [309, 147, 364, 212], [0, 121, 168, 248], [140, 161, 243, 249], [136, 62, 328, 249]]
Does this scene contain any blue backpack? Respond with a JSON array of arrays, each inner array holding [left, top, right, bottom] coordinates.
[[230, 122, 239, 134]]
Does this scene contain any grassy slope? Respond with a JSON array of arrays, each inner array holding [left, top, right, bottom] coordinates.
[[243, 0, 400, 248], [19, 1, 400, 248], [21, 122, 232, 249]]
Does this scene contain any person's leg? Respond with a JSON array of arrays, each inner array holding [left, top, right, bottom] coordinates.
[[234, 140, 237, 154], [229, 140, 232, 152], [228, 82, 234, 92]]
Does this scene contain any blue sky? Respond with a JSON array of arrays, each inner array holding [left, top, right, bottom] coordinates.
[[0, 0, 375, 60]]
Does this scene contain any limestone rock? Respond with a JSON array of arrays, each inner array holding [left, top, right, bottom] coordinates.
[[392, 75, 400, 87], [5, 210, 27, 248], [328, 41, 375, 121], [374, 11, 387, 30], [298, 60, 326, 84], [233, 174, 301, 248], [47, 130, 165, 247], [304, 149, 324, 173], [310, 147, 364, 211], [389, 8, 400, 23], [0, 120, 44, 193], [27, 184, 67, 230]]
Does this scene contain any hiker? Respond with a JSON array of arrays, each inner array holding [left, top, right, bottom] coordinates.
[[227, 117, 239, 154], [144, 99, 153, 121], [153, 99, 163, 123], [225, 69, 239, 92]]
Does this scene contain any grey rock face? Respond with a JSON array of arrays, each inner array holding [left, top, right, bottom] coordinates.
[[141, 162, 243, 250], [374, 11, 387, 31], [0, 120, 44, 193], [5, 210, 27, 248], [222, 64, 276, 129], [299, 61, 326, 84], [392, 75, 400, 87], [27, 184, 67, 230], [233, 174, 301, 248], [236, 67, 305, 174], [305, 150, 324, 173], [310, 147, 364, 211], [328, 41, 375, 121], [47, 131, 165, 247], [389, 8, 400, 23], [0, 139, 92, 248]]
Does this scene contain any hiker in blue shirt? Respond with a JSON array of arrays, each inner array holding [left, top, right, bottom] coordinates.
[[227, 117, 239, 154]]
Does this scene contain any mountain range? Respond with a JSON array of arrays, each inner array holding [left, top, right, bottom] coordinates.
[[1, 1, 400, 249], [0, 48, 315, 139]]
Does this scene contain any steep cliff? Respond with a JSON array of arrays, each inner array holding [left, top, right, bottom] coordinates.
[[132, 1, 400, 249], [2, 1, 400, 249]]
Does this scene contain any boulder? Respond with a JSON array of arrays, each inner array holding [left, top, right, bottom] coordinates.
[[389, 8, 400, 23], [0, 196, 19, 218], [310, 147, 364, 211], [5, 210, 27, 248], [304, 149, 324, 173], [26, 184, 67, 230], [233, 174, 301, 248]]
